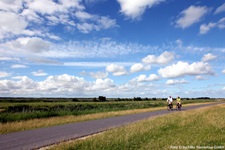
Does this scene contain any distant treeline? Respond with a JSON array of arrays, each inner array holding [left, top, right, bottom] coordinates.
[[0, 96, 215, 102]]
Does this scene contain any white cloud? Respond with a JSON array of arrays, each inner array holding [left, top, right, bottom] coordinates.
[[0, 0, 117, 40], [175, 5, 209, 29], [40, 39, 149, 58], [222, 69, 225, 74], [142, 51, 174, 65], [106, 64, 128, 76], [10, 37, 50, 53], [130, 63, 151, 73], [26, 0, 84, 15], [11, 64, 28, 68], [199, 17, 225, 34], [0, 11, 28, 37], [0, 0, 23, 13], [117, 0, 164, 20], [166, 79, 188, 85], [0, 57, 19, 61], [0, 74, 116, 96], [158, 61, 214, 78], [89, 71, 108, 79], [89, 78, 115, 91], [76, 16, 117, 33], [38, 74, 86, 92], [21, 9, 43, 23], [214, 3, 225, 14], [201, 53, 217, 62], [0, 71, 10, 78], [131, 74, 159, 82], [175, 39, 183, 48], [0, 76, 37, 94], [195, 75, 207, 80], [32, 70, 48, 76], [64, 62, 133, 67], [75, 11, 93, 20], [199, 22, 216, 34]]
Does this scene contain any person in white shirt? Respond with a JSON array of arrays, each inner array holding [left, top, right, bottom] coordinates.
[[167, 96, 173, 110], [167, 96, 173, 104]]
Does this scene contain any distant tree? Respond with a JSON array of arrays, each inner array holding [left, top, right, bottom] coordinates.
[[152, 97, 157, 100], [98, 96, 106, 101], [72, 98, 79, 102], [93, 97, 99, 102], [134, 97, 142, 101]]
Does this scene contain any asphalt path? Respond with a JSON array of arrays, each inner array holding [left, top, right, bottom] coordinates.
[[0, 102, 224, 150]]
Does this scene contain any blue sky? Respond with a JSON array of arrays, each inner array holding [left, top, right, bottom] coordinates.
[[0, 0, 225, 98]]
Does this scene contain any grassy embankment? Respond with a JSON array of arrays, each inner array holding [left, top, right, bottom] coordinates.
[[0, 100, 219, 134], [49, 104, 225, 150]]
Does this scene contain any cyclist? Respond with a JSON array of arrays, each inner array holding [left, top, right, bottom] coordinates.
[[176, 96, 182, 110], [167, 96, 173, 110]]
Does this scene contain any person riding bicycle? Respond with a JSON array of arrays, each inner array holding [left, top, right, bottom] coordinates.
[[167, 96, 173, 110], [176, 96, 182, 109]]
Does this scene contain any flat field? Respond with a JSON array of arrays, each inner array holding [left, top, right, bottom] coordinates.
[[49, 103, 225, 150], [0, 98, 221, 134]]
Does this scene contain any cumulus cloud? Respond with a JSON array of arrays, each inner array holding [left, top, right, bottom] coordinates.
[[142, 51, 174, 65], [175, 5, 209, 29], [214, 3, 225, 14], [158, 61, 214, 78], [0, 76, 37, 95], [106, 64, 128, 76], [89, 78, 115, 91], [117, 0, 164, 20], [166, 79, 188, 85], [130, 63, 151, 73], [0, 11, 28, 36], [199, 17, 225, 34], [37, 74, 88, 95], [32, 70, 48, 76], [201, 53, 217, 62], [10, 37, 50, 53], [0, 74, 117, 96]]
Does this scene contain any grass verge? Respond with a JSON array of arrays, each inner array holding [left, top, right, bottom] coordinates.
[[48, 104, 225, 150]]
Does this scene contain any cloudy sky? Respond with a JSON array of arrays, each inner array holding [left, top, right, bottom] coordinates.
[[1, 0, 225, 98]]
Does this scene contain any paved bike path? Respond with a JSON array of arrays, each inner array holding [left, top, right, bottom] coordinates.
[[0, 102, 223, 150]]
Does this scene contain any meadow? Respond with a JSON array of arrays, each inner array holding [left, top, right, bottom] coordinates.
[[0, 97, 215, 123], [0, 97, 220, 134], [48, 103, 225, 150]]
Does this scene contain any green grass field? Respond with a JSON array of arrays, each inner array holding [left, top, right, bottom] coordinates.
[[49, 104, 225, 150], [0, 101, 166, 123], [0, 99, 217, 123], [0, 99, 220, 134]]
